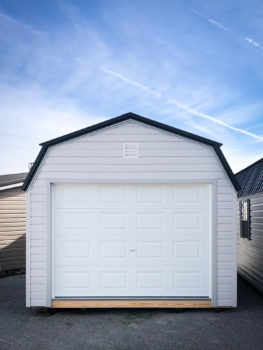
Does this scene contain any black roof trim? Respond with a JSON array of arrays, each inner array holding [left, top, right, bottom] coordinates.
[[213, 147, 240, 191], [40, 112, 222, 147], [23, 112, 239, 191], [23, 147, 48, 191]]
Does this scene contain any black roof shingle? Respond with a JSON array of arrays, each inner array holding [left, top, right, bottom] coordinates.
[[236, 158, 263, 197], [0, 172, 28, 187]]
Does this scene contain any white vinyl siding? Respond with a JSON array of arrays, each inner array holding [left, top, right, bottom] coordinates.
[[27, 120, 236, 307]]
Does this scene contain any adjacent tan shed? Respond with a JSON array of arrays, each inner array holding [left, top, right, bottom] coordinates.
[[0, 173, 27, 274]]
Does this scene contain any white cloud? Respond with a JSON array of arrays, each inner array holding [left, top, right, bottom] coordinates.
[[191, 9, 263, 53], [0, 10, 43, 36], [191, 9, 228, 31], [99, 67, 162, 98], [190, 9, 205, 17], [100, 67, 263, 142], [245, 37, 263, 50], [0, 84, 103, 174], [207, 19, 228, 31], [0, 4, 261, 175]]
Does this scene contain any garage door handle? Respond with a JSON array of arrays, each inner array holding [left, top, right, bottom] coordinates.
[[129, 249, 136, 252]]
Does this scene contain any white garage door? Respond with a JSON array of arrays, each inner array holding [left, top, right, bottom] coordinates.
[[52, 183, 211, 299]]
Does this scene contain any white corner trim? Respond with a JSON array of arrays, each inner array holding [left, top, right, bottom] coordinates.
[[232, 192, 238, 307], [46, 181, 52, 307], [211, 180, 217, 306]]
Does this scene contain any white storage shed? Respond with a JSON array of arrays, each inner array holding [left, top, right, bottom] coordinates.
[[23, 113, 240, 308]]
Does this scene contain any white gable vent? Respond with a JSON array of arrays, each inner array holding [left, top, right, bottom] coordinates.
[[123, 143, 139, 158]]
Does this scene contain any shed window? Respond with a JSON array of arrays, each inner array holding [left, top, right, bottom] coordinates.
[[239, 199, 250, 239], [240, 200, 248, 221]]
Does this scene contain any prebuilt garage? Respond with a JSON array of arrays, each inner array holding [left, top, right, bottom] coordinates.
[[23, 113, 240, 308]]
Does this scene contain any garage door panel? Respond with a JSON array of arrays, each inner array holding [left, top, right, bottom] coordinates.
[[100, 185, 126, 203], [136, 212, 164, 230], [63, 212, 90, 230], [52, 183, 211, 298], [136, 241, 163, 258], [54, 235, 208, 266], [173, 210, 208, 230], [173, 184, 210, 209], [100, 241, 127, 257], [136, 186, 164, 204], [174, 185, 200, 204], [173, 241, 200, 258], [63, 186, 90, 203], [54, 266, 210, 297], [55, 239, 91, 265], [100, 212, 126, 230], [100, 272, 127, 289], [137, 272, 164, 289], [174, 213, 200, 229], [55, 209, 90, 233], [55, 268, 92, 296], [54, 184, 90, 208], [174, 271, 209, 295]]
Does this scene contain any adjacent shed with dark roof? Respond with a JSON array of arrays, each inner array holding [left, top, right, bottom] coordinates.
[[0, 172, 28, 274], [23, 112, 238, 308], [236, 158, 263, 293]]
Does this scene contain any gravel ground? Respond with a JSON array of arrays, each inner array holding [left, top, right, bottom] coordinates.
[[0, 275, 263, 350]]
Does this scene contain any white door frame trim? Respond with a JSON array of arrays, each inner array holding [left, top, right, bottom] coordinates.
[[46, 179, 217, 307]]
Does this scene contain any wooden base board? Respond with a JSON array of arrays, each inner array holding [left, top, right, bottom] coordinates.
[[51, 299, 212, 308]]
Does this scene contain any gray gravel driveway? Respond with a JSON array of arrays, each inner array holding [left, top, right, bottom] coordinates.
[[0, 275, 263, 350]]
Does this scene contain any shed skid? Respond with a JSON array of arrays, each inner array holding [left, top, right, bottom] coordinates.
[[51, 299, 212, 308]]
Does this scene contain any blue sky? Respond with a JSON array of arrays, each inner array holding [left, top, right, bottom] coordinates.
[[0, 0, 263, 174]]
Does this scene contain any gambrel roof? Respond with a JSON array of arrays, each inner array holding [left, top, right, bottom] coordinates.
[[22, 112, 240, 191]]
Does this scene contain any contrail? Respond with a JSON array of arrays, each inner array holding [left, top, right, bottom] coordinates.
[[191, 9, 263, 51], [190, 9, 228, 31], [99, 67, 263, 142]]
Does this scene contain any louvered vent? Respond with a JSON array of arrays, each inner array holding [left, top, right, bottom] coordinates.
[[123, 143, 139, 158]]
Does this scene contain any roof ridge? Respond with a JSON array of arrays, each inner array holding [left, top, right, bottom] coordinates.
[[40, 112, 222, 147]]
